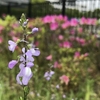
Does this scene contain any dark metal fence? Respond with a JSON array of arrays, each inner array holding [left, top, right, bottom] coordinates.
[[0, 0, 100, 18]]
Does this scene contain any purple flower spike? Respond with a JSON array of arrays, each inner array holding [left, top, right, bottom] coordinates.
[[8, 40, 17, 52], [16, 67, 33, 85], [8, 60, 18, 69], [32, 27, 38, 33]]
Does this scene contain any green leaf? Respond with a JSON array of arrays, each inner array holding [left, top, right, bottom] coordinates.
[[19, 96, 23, 100]]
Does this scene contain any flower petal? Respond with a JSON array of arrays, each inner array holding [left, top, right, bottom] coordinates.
[[19, 63, 25, 69], [8, 60, 18, 69], [30, 48, 40, 56], [27, 62, 34, 67], [22, 67, 33, 85], [16, 68, 24, 85], [8, 40, 17, 52]]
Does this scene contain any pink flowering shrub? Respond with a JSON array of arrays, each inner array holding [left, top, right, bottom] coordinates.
[[29, 15, 100, 96], [0, 14, 100, 99]]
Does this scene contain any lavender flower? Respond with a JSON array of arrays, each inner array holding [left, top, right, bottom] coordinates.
[[16, 66, 33, 85], [44, 70, 55, 81], [20, 54, 34, 62], [8, 60, 18, 69], [30, 48, 40, 56], [26, 48, 40, 57], [23, 21, 27, 27], [62, 94, 66, 98], [26, 62, 34, 67], [56, 84, 60, 89], [32, 27, 38, 33], [8, 13, 40, 100], [8, 40, 17, 52]]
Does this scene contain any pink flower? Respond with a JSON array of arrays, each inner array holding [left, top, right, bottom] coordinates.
[[76, 37, 86, 46], [74, 52, 80, 58], [79, 17, 87, 25], [11, 22, 19, 29], [53, 61, 62, 68], [12, 37, 19, 42], [8, 60, 18, 69], [70, 18, 78, 26], [61, 21, 70, 29], [77, 27, 83, 33], [46, 55, 52, 60], [91, 18, 97, 25], [0, 25, 4, 33], [57, 15, 67, 21], [84, 53, 89, 57], [34, 41, 39, 46], [60, 75, 69, 85], [50, 22, 58, 31], [63, 41, 72, 48], [79, 38, 86, 46], [76, 37, 80, 42], [87, 18, 97, 25], [0, 37, 3, 44], [43, 15, 56, 23], [54, 61, 58, 68], [58, 35, 63, 40]]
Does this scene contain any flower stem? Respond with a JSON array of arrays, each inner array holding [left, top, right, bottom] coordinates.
[[23, 27, 28, 100], [23, 86, 27, 100]]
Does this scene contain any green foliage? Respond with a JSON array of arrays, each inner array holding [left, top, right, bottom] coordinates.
[[31, 0, 46, 3]]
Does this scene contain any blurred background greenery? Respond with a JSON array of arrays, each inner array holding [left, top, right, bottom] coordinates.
[[0, 0, 100, 100], [0, 14, 100, 100]]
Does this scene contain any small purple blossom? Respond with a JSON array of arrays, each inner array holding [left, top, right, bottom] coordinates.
[[23, 21, 27, 27], [62, 94, 66, 98], [56, 84, 60, 89], [44, 70, 55, 81], [32, 27, 38, 33], [26, 48, 40, 57], [20, 54, 34, 62], [8, 40, 17, 52], [16, 66, 33, 85], [30, 48, 40, 56], [8, 60, 18, 69]]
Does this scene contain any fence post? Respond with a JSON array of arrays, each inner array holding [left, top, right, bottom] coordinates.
[[7, 3, 11, 14], [28, 1, 32, 18], [62, 0, 66, 16]]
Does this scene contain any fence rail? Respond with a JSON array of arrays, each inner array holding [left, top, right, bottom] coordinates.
[[0, 0, 100, 18]]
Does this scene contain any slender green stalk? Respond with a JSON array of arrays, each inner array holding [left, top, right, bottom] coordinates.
[[23, 86, 27, 100], [23, 24, 28, 100]]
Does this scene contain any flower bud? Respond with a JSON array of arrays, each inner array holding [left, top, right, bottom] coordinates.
[[32, 27, 38, 33]]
